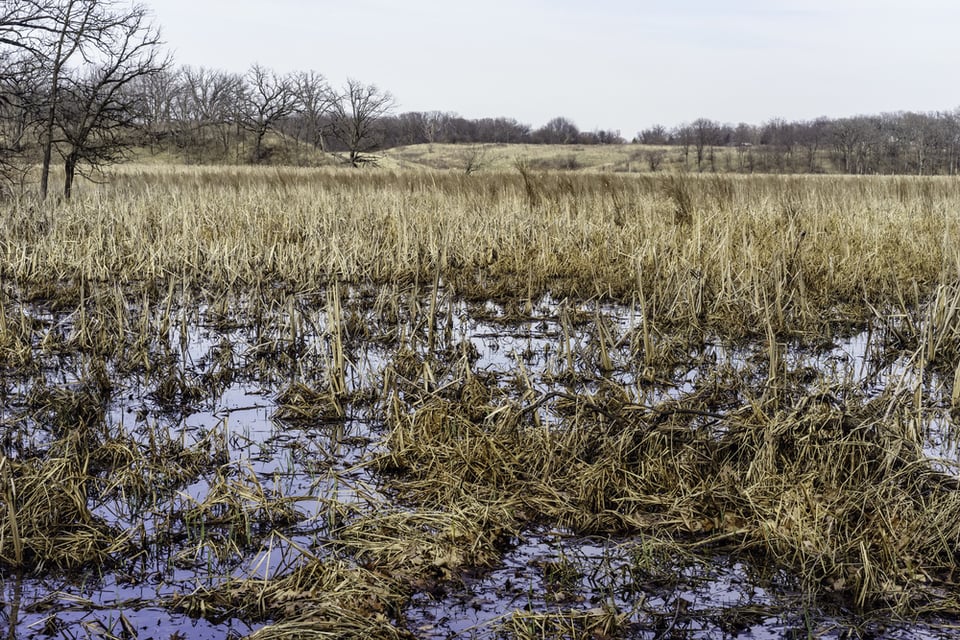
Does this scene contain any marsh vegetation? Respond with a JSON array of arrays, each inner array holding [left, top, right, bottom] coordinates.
[[3, 167, 960, 638]]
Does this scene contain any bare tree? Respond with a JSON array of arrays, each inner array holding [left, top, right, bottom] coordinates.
[[461, 144, 489, 174], [0, 53, 46, 195], [692, 118, 719, 172], [129, 66, 178, 150], [532, 116, 579, 144], [830, 118, 866, 174], [175, 66, 244, 159], [290, 69, 332, 151], [672, 123, 693, 167], [797, 117, 828, 173], [898, 111, 941, 176], [329, 78, 395, 167], [422, 110, 453, 144], [36, 0, 106, 199], [240, 64, 298, 162], [644, 148, 666, 171], [53, 3, 167, 198], [0, 2, 56, 195], [637, 124, 668, 145]]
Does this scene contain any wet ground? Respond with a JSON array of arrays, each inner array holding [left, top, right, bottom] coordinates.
[[1, 288, 959, 638]]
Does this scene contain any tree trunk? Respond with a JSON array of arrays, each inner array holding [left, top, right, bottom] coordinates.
[[40, 0, 91, 200], [63, 154, 77, 199], [253, 126, 267, 162], [40, 15, 70, 200]]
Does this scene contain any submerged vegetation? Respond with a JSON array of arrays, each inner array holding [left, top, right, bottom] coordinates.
[[2, 166, 960, 637]]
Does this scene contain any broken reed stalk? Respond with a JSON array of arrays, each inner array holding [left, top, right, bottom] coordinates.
[[0, 457, 22, 566], [559, 302, 576, 376], [326, 282, 346, 398], [595, 308, 613, 374], [635, 264, 653, 368], [426, 265, 440, 352]]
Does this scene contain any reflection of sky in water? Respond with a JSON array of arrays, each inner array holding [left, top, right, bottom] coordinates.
[[3, 293, 958, 638]]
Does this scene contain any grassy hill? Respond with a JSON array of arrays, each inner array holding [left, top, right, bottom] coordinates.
[[129, 132, 838, 175], [380, 142, 677, 173]]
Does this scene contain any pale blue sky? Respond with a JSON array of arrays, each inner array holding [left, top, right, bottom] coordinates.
[[145, 0, 960, 137]]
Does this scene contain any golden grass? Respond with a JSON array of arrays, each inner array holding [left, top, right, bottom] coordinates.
[[173, 555, 413, 639], [375, 366, 960, 614], [2, 167, 959, 341], [4, 164, 960, 636]]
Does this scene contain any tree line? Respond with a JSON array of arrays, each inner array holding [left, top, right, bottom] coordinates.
[[3, 1, 960, 201], [636, 113, 960, 176]]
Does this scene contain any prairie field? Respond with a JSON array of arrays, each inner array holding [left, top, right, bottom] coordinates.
[[3, 165, 960, 638]]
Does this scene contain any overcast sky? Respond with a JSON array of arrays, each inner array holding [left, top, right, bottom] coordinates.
[[144, 0, 960, 137]]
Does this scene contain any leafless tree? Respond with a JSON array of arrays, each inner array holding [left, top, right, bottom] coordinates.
[[637, 124, 668, 145], [0, 1, 58, 56], [0, 3, 54, 194], [672, 124, 693, 167], [461, 144, 489, 174], [830, 117, 873, 174], [328, 78, 395, 167], [176, 66, 244, 158], [532, 116, 579, 144], [797, 117, 828, 173], [422, 110, 453, 144], [692, 118, 719, 172], [53, 3, 167, 198], [36, 0, 104, 199], [898, 111, 942, 176], [644, 148, 666, 171], [240, 64, 298, 162], [129, 66, 178, 149], [0, 53, 45, 195], [290, 69, 332, 151]]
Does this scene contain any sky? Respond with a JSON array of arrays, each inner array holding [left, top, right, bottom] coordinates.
[[143, 0, 960, 138]]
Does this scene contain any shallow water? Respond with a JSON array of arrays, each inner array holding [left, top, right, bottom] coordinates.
[[1, 290, 958, 638]]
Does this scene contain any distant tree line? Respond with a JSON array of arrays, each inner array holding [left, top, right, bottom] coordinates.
[[636, 112, 960, 175], [375, 113, 625, 147], [132, 65, 397, 167], [132, 69, 628, 160]]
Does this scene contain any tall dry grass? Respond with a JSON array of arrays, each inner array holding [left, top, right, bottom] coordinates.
[[4, 164, 958, 634], [1, 167, 958, 338]]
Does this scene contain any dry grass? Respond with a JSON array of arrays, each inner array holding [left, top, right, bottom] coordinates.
[[173, 555, 413, 639], [374, 362, 960, 615], [4, 165, 960, 637], [0, 433, 124, 571], [2, 167, 959, 341], [497, 605, 629, 640]]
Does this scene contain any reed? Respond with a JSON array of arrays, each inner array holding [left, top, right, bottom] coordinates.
[[3, 165, 960, 637], [2, 168, 959, 340]]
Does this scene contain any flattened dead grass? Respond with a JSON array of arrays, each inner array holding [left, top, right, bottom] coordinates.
[[375, 373, 960, 615]]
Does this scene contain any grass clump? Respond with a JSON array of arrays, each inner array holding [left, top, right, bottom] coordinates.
[[174, 556, 413, 639], [0, 432, 125, 571], [374, 367, 960, 616], [497, 605, 629, 640], [274, 382, 344, 422]]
